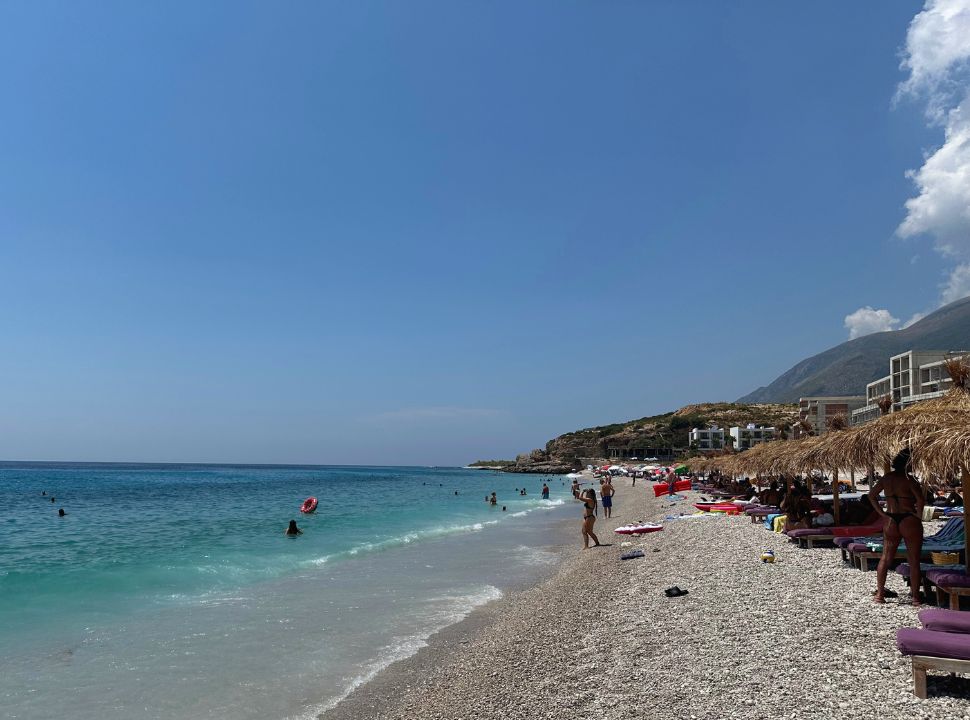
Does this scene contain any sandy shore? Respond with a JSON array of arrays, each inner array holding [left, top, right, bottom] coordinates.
[[321, 477, 970, 720]]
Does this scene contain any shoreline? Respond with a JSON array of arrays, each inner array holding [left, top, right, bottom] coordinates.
[[318, 495, 582, 719], [320, 476, 970, 719], [319, 472, 645, 719]]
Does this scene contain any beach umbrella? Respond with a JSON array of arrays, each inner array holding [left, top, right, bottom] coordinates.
[[802, 358, 970, 560], [803, 358, 970, 479]]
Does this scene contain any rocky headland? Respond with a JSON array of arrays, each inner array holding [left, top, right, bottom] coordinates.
[[484, 402, 799, 473]]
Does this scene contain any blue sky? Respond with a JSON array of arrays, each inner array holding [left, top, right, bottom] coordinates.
[[1, 1, 966, 464]]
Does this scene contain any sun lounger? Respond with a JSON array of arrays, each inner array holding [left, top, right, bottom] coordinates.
[[835, 534, 880, 561], [924, 569, 970, 610], [918, 608, 970, 634], [786, 522, 884, 549], [847, 518, 965, 571], [895, 563, 965, 602], [896, 627, 970, 698], [746, 506, 779, 523]]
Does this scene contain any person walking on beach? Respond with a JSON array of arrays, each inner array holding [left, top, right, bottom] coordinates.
[[576, 488, 601, 549], [541, 483, 550, 500], [869, 448, 925, 605], [601, 476, 614, 518]]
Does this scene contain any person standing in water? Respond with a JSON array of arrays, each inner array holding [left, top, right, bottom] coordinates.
[[490, 492, 497, 506], [575, 488, 601, 549], [284, 520, 303, 536], [869, 449, 925, 605], [541, 483, 550, 500], [571, 478, 580, 498], [601, 476, 614, 519]]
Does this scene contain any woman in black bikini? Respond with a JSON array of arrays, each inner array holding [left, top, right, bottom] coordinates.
[[868, 448, 925, 605], [576, 488, 601, 549]]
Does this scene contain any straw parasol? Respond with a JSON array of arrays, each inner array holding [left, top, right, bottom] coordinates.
[[795, 358, 970, 479], [799, 357, 970, 561]]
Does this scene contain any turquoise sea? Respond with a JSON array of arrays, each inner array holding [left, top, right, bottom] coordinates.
[[0, 463, 574, 720]]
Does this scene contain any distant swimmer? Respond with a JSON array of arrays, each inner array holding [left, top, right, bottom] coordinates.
[[520, 489, 526, 496], [58, 508, 66, 517], [42, 491, 47, 496], [490, 492, 497, 506], [502, 506, 507, 511], [51, 497, 56, 503], [455, 490, 458, 495], [541, 484, 550, 499], [284, 520, 303, 537]]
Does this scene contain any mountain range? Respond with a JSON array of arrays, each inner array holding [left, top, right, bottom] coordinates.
[[737, 296, 970, 403]]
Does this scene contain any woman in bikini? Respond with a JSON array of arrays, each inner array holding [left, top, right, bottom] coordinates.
[[575, 488, 601, 549], [869, 448, 925, 604]]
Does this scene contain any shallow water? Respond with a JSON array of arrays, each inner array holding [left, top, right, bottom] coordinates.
[[0, 464, 574, 719]]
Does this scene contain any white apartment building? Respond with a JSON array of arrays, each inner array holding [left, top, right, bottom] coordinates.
[[729, 425, 774, 450], [851, 349, 969, 425], [688, 427, 725, 451], [798, 396, 866, 435]]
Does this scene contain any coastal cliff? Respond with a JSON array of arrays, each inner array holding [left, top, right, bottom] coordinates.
[[490, 402, 798, 473]]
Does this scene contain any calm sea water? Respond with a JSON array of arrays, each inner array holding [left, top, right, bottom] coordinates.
[[0, 463, 574, 720]]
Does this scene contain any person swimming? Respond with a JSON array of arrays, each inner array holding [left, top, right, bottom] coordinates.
[[284, 519, 303, 536], [58, 508, 66, 517]]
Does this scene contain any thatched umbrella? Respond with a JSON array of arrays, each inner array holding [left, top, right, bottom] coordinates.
[[799, 357, 970, 559], [796, 358, 970, 479], [774, 418, 848, 523]]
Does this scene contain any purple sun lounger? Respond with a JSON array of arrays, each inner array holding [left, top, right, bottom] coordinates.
[[918, 608, 970, 634], [925, 569, 970, 610], [897, 626, 970, 698]]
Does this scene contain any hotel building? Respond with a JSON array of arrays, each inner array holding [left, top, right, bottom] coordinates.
[[850, 350, 969, 425]]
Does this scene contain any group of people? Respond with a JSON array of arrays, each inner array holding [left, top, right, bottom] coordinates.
[[41, 490, 67, 517], [725, 448, 945, 606], [484, 483, 552, 510]]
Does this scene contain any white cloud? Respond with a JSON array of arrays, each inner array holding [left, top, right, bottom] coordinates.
[[941, 262, 970, 303], [897, 1, 970, 308], [897, 97, 970, 259], [897, 0, 970, 118], [844, 306, 900, 339], [903, 311, 927, 328]]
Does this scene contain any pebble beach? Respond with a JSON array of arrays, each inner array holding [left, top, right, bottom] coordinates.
[[322, 475, 970, 720]]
